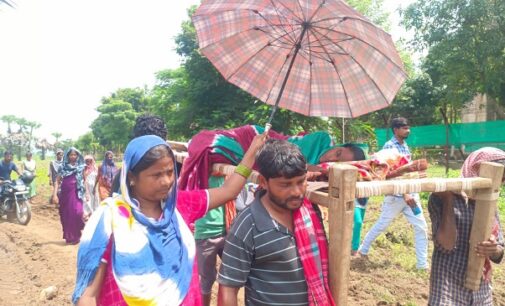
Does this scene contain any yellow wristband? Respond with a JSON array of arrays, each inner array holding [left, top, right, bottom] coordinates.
[[234, 164, 252, 178]]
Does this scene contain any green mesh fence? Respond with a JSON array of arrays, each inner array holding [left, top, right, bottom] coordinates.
[[375, 120, 505, 150]]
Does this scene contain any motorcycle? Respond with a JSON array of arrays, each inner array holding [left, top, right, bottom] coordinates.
[[0, 171, 33, 225]]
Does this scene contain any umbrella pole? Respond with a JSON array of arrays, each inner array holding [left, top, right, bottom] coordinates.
[[266, 24, 309, 131]]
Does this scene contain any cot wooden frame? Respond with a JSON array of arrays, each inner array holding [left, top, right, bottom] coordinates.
[[172, 148, 504, 305]]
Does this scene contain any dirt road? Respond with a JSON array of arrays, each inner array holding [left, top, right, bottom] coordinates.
[[0, 200, 77, 305]]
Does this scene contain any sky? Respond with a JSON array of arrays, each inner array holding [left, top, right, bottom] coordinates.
[[0, 0, 414, 142]]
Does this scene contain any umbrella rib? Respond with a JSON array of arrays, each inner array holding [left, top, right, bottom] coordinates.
[[311, 16, 347, 27], [269, 0, 304, 24], [257, 7, 298, 45], [258, 29, 302, 49], [255, 24, 301, 46], [305, 37, 354, 54], [312, 15, 386, 35], [303, 29, 336, 63], [308, 28, 354, 117], [311, 26, 399, 113], [294, 0, 306, 21], [298, 49, 338, 63], [311, 24, 407, 74], [306, 29, 314, 116], [225, 36, 286, 82], [267, 0, 301, 44], [307, 0, 327, 23]]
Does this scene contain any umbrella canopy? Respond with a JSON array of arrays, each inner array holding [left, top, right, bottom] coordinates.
[[193, 0, 408, 121]]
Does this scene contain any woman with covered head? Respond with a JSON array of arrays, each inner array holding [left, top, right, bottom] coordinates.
[[428, 147, 505, 305], [52, 147, 86, 245], [95, 151, 118, 201], [83, 155, 100, 220], [73, 133, 266, 305]]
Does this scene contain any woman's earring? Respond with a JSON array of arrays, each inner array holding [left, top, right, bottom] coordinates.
[[130, 181, 135, 187]]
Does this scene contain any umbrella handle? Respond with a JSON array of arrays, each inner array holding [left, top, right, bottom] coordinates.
[[264, 123, 272, 135]]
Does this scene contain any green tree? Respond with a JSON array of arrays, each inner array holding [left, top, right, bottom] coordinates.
[[101, 88, 150, 113], [59, 138, 75, 151], [402, 0, 505, 108], [35, 138, 53, 160], [91, 99, 137, 151], [1, 115, 18, 134], [25, 120, 41, 150], [361, 73, 442, 131], [0, 115, 40, 158], [75, 132, 102, 155], [52, 132, 63, 150], [347, 0, 390, 30]]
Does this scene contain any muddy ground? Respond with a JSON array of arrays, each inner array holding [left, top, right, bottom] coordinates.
[[1, 192, 504, 305]]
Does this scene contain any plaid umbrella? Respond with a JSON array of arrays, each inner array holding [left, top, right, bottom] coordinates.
[[193, 0, 407, 123]]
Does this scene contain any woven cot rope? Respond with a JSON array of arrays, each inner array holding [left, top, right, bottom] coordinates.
[[393, 181, 408, 194], [358, 183, 383, 197], [434, 180, 447, 192], [409, 181, 422, 193], [461, 179, 473, 191]]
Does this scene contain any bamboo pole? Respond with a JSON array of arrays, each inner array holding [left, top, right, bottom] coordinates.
[[327, 164, 357, 306], [174, 151, 188, 164], [208, 162, 493, 205], [464, 162, 504, 291], [167, 140, 188, 152]]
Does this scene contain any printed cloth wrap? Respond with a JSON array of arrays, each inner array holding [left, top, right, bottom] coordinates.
[[179, 124, 287, 191], [73, 135, 194, 305]]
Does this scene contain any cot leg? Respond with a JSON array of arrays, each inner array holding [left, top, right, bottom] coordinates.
[[464, 162, 504, 290], [328, 164, 357, 305]]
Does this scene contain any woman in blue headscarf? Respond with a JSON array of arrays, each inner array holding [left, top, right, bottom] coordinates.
[[73, 134, 265, 305], [95, 151, 118, 201], [52, 147, 86, 245]]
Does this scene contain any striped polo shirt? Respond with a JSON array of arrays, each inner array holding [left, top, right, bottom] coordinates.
[[217, 191, 308, 306]]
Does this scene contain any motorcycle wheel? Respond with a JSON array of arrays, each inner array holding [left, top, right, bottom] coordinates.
[[16, 200, 31, 225]]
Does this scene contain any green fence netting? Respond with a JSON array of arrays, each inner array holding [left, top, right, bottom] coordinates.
[[375, 120, 505, 150]]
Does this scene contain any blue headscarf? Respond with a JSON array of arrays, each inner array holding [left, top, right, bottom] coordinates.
[[73, 135, 194, 305], [59, 147, 85, 200]]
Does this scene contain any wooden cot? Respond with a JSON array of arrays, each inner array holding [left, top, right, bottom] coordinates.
[[170, 142, 504, 306]]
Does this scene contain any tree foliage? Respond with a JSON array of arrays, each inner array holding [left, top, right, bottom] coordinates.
[[346, 0, 390, 31], [91, 99, 137, 151], [0, 115, 41, 158], [90, 87, 152, 151], [75, 132, 102, 156], [402, 0, 505, 108]]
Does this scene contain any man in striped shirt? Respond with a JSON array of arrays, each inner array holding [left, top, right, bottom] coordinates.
[[359, 117, 429, 270], [217, 139, 330, 306]]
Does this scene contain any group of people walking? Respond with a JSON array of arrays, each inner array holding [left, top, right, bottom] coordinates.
[[50, 148, 118, 244]]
